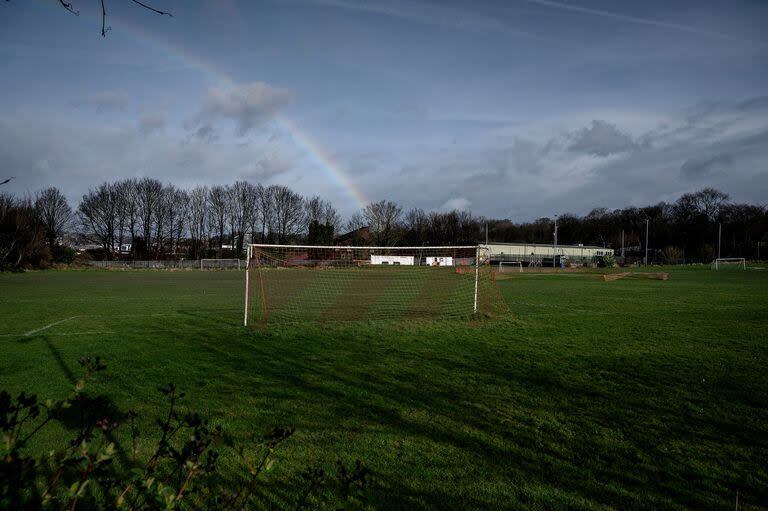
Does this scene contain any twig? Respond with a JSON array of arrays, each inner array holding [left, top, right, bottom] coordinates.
[[58, 0, 79, 15], [129, 0, 172, 17]]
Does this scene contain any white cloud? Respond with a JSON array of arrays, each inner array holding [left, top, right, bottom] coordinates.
[[440, 197, 471, 211]]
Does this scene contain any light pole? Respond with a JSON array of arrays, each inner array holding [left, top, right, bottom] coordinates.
[[644, 218, 649, 266], [553, 215, 558, 268], [718, 222, 722, 260], [621, 230, 625, 259]]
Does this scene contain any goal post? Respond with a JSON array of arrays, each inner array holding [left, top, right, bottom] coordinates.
[[243, 244, 504, 327], [712, 257, 746, 270], [200, 258, 242, 270]]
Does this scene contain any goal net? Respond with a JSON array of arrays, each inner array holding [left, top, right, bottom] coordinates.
[[200, 258, 242, 270], [712, 257, 746, 270], [244, 244, 504, 326]]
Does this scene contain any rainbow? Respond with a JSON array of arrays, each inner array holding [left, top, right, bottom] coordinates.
[[64, 4, 370, 209]]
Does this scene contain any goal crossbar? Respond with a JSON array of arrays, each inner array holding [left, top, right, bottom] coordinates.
[[247, 244, 478, 250]]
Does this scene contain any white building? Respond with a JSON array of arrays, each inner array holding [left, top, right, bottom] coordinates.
[[482, 242, 613, 266]]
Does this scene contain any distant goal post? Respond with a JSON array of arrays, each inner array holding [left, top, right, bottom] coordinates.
[[200, 258, 242, 270], [243, 244, 504, 326], [498, 261, 523, 273], [712, 257, 746, 270]]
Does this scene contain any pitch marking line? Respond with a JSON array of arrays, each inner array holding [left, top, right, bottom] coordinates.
[[23, 316, 79, 337]]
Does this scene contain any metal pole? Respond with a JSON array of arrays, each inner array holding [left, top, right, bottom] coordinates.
[[553, 215, 558, 268], [621, 230, 624, 258], [244, 245, 251, 326], [645, 218, 649, 266], [473, 246, 479, 315], [718, 222, 722, 260], [485, 223, 488, 245]]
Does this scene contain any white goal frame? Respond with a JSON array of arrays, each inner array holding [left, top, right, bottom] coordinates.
[[712, 257, 746, 270], [200, 258, 241, 270], [244, 244, 483, 326], [498, 261, 523, 273]]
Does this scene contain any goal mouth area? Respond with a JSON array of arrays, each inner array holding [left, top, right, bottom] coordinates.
[[711, 258, 746, 270], [244, 244, 506, 327]]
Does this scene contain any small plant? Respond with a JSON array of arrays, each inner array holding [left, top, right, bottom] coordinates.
[[1, 356, 371, 510], [661, 245, 683, 265], [0, 357, 298, 510]]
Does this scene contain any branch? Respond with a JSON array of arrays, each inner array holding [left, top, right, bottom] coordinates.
[[58, 0, 79, 15], [48, 0, 173, 36], [101, 0, 109, 37], [129, 0, 172, 17]]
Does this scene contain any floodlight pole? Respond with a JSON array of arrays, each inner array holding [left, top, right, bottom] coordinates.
[[473, 246, 479, 315], [718, 222, 722, 260], [553, 215, 558, 268], [621, 230, 624, 258], [644, 218, 649, 266]]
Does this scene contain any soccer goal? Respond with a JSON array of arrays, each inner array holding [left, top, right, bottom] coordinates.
[[244, 244, 504, 326], [498, 261, 523, 273], [200, 258, 242, 270], [712, 257, 746, 270]]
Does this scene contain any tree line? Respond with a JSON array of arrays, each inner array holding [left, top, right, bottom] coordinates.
[[1, 181, 766, 269]]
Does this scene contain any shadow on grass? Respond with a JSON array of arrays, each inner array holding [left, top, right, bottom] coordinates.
[[188, 324, 765, 510]]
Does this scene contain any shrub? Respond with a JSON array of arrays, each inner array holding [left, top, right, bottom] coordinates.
[[1, 357, 368, 510], [52, 245, 77, 264], [661, 245, 683, 265], [601, 253, 617, 268]]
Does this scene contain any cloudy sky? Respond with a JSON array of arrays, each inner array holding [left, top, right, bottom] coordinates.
[[1, 0, 766, 220]]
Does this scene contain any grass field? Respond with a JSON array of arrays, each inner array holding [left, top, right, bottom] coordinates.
[[1, 266, 767, 509]]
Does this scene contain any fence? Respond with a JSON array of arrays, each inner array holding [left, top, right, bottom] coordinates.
[[85, 259, 244, 270]]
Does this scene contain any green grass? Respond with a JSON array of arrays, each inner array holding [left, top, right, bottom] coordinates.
[[1, 266, 767, 509]]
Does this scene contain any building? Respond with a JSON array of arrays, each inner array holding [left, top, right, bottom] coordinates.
[[481, 242, 614, 266]]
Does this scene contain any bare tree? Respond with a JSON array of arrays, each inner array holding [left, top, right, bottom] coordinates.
[[344, 211, 366, 233], [304, 196, 341, 233], [227, 181, 256, 256], [153, 184, 176, 258], [78, 183, 119, 257], [256, 184, 276, 242], [166, 187, 189, 257], [135, 178, 163, 257], [403, 208, 428, 245], [1, 193, 46, 268], [271, 185, 304, 243], [34, 187, 72, 249], [121, 178, 140, 257], [364, 200, 402, 245], [189, 186, 209, 259], [208, 185, 228, 250]]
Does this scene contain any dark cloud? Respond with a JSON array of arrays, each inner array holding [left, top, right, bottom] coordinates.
[[195, 81, 292, 136], [139, 112, 166, 136], [680, 153, 733, 180], [568, 120, 636, 156], [71, 91, 129, 112], [194, 124, 218, 142], [736, 96, 768, 111]]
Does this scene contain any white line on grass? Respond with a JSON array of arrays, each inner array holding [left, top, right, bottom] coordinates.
[[23, 316, 79, 337]]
